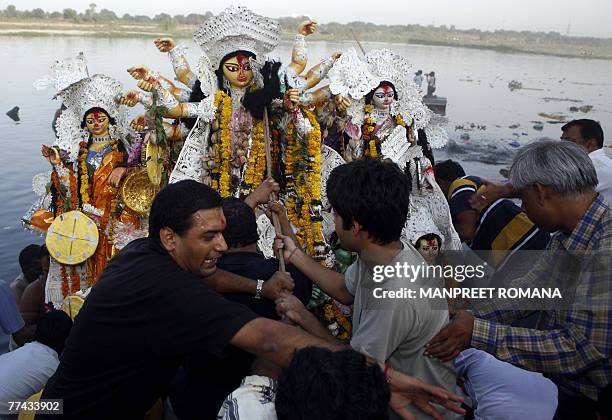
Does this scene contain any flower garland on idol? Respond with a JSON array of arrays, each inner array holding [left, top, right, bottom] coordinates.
[[214, 91, 232, 197], [361, 104, 407, 158], [284, 109, 325, 262], [212, 90, 266, 197], [241, 118, 266, 195]]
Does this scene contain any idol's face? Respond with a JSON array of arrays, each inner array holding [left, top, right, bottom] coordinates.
[[222, 54, 254, 88], [416, 239, 440, 265], [372, 84, 395, 110], [85, 111, 110, 137]]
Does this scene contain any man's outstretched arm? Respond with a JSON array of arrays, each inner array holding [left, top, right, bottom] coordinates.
[[277, 234, 354, 305]]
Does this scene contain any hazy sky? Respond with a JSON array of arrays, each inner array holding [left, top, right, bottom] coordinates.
[[2, 0, 611, 38]]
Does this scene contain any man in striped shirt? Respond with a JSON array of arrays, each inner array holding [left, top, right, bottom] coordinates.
[[426, 141, 612, 419], [435, 160, 549, 276]]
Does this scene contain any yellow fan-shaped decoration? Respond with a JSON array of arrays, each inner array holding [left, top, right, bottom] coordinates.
[[46, 211, 99, 265]]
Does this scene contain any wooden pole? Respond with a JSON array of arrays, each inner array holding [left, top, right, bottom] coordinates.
[[263, 108, 286, 272], [350, 29, 366, 56]]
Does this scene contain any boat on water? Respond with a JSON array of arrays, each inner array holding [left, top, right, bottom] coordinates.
[[423, 95, 447, 116]]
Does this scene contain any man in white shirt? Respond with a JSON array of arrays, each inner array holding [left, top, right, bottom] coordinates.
[[0, 310, 72, 419], [561, 119, 612, 203]]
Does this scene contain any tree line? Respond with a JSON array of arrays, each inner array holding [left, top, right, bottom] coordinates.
[[1, 4, 610, 49]]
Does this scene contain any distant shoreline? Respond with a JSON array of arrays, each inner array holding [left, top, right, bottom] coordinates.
[[1, 20, 611, 61]]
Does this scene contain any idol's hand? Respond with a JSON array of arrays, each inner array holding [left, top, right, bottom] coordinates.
[[154, 37, 176, 53], [119, 91, 141, 107], [137, 80, 154, 92], [127, 66, 150, 81], [130, 116, 147, 132], [335, 95, 351, 112], [298, 20, 317, 36], [331, 52, 342, 60], [109, 167, 127, 188], [284, 89, 300, 111], [41, 145, 61, 165]]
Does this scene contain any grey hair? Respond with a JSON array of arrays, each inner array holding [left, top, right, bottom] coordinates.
[[509, 140, 598, 195]]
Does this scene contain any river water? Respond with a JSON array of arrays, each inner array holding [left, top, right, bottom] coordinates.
[[1, 36, 611, 280]]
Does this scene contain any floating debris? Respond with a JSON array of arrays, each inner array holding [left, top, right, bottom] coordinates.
[[509, 141, 521, 148], [509, 124, 520, 129], [6, 106, 19, 122], [542, 97, 583, 103], [508, 80, 523, 91], [499, 168, 510, 178], [569, 105, 594, 113], [533, 122, 545, 131], [538, 113, 567, 122], [455, 123, 487, 131]]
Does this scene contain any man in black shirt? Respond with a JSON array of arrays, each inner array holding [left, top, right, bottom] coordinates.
[[169, 198, 311, 418], [218, 197, 311, 318], [38, 180, 464, 420]]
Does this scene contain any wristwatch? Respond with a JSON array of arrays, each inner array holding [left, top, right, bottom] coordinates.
[[254, 279, 264, 300]]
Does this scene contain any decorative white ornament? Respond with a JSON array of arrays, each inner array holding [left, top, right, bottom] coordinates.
[[53, 75, 139, 159], [193, 5, 280, 72], [32, 172, 51, 197], [364, 48, 447, 148], [33, 52, 89, 92], [328, 48, 380, 100]]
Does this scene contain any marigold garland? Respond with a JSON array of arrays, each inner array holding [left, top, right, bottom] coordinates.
[[68, 166, 78, 210], [214, 90, 232, 197], [78, 141, 91, 205], [240, 118, 265, 195], [285, 109, 325, 262], [323, 301, 352, 341]]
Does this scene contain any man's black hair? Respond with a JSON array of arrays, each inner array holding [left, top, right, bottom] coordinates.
[[365, 81, 399, 105], [148, 180, 222, 249], [562, 119, 604, 149], [40, 244, 49, 258], [221, 197, 259, 248], [275, 347, 390, 420], [80, 107, 117, 129], [434, 159, 465, 183], [34, 310, 73, 355], [326, 158, 410, 245], [19, 244, 41, 271]]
